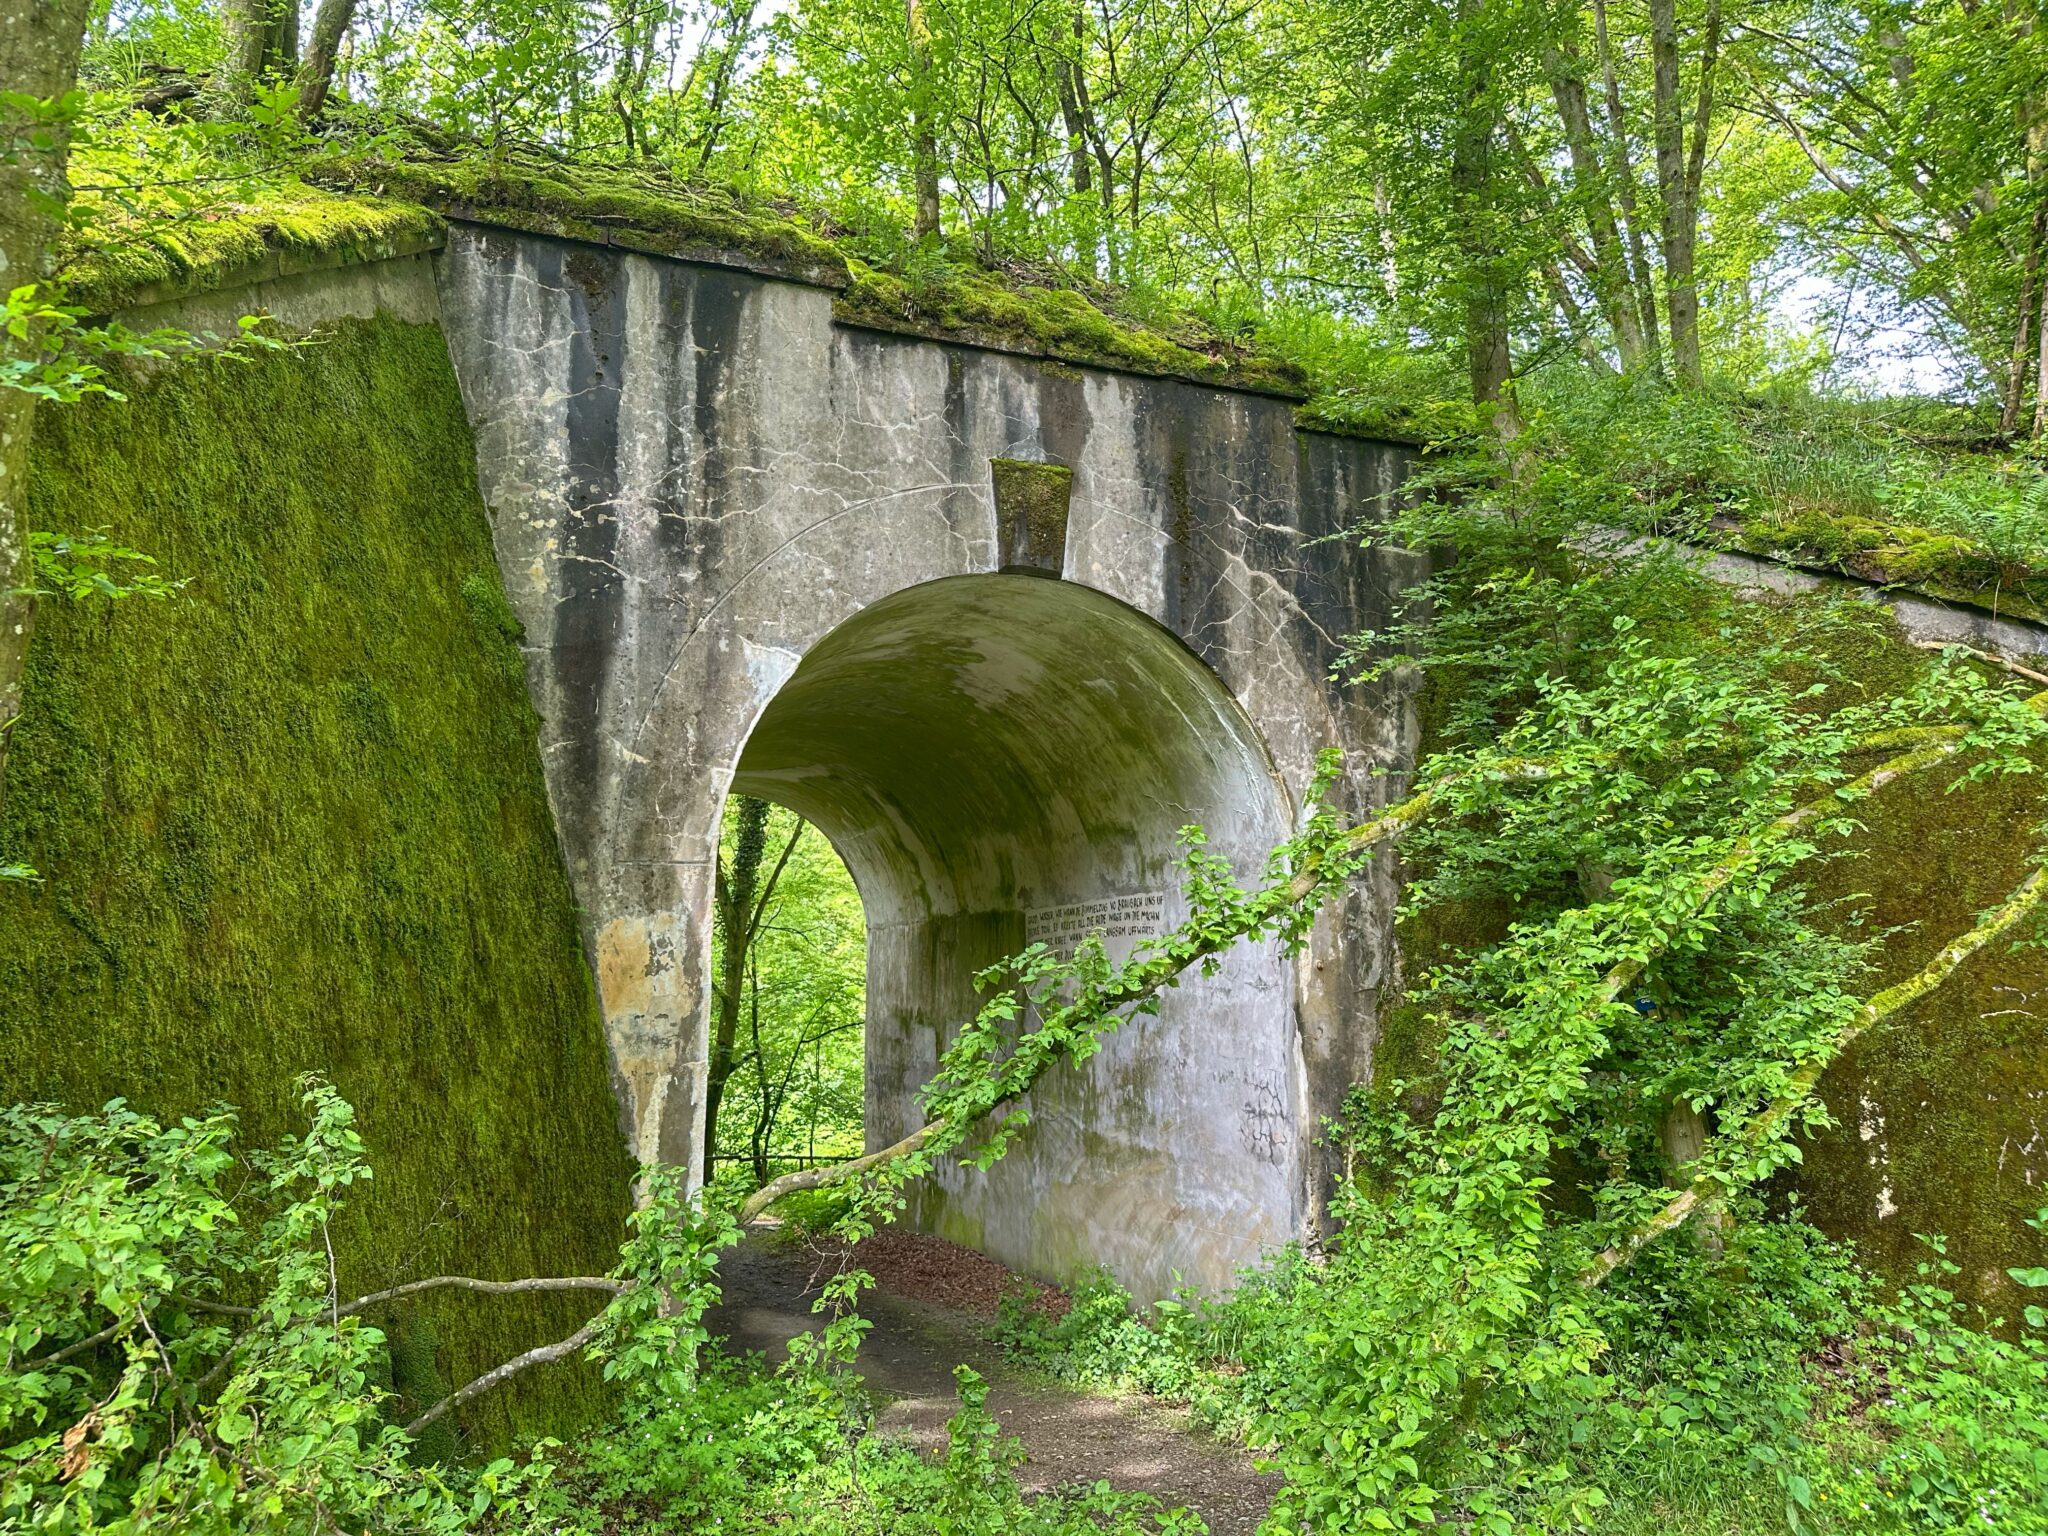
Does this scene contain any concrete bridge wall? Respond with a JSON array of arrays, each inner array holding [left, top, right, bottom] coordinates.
[[429, 224, 1424, 1296]]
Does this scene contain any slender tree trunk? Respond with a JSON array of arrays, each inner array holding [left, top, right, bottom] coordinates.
[[2035, 261, 2048, 439], [907, 0, 942, 240], [296, 0, 358, 121], [275, 0, 298, 74], [1543, 259, 1616, 374], [747, 960, 771, 1185], [1650, 0, 1713, 387], [692, 6, 761, 173], [222, 0, 278, 101], [1593, 0, 1662, 376], [1451, 0, 1522, 448], [0, 0, 94, 803], [2007, 206, 2044, 436], [1053, 56, 1092, 195], [1372, 173, 1399, 300], [1546, 43, 1647, 370], [704, 797, 771, 1174]]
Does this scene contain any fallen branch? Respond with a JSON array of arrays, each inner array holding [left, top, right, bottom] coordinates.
[[175, 1297, 255, 1317], [397, 700, 2048, 1423], [1911, 637, 2048, 688], [740, 709, 2038, 1229], [1581, 862, 2048, 1287], [336, 1274, 623, 1320], [23, 1318, 127, 1370], [1588, 687, 2047, 1009], [404, 1318, 603, 1435]]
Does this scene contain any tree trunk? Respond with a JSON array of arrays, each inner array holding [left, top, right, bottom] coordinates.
[[1053, 56, 1092, 195], [1545, 42, 1648, 370], [1451, 0, 1523, 448], [704, 797, 771, 1174], [221, 0, 277, 101], [1542, 258, 1616, 374], [1592, 0, 1662, 375], [0, 0, 95, 805], [907, 0, 942, 240], [747, 960, 771, 1185], [2006, 206, 2044, 436], [2035, 259, 2048, 439], [690, 6, 760, 174], [296, 0, 358, 122], [276, 0, 298, 74], [1650, 0, 1707, 387]]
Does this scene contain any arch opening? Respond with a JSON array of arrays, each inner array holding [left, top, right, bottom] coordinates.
[[728, 574, 1303, 1299]]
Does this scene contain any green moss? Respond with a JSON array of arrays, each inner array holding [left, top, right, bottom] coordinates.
[[322, 149, 1305, 393], [1730, 508, 2048, 624], [1294, 396, 1450, 447], [837, 260, 1306, 394], [58, 188, 444, 313], [0, 316, 635, 1449], [989, 457, 1073, 567], [1786, 617, 2048, 1315], [1387, 605, 2048, 1311], [328, 152, 848, 287]]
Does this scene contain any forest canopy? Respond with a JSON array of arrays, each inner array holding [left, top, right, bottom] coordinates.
[[36, 0, 2048, 423]]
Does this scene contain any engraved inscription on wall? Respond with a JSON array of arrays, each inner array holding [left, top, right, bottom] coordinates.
[[1025, 891, 1167, 957]]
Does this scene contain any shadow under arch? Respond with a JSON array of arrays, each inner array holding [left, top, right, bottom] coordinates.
[[728, 573, 1305, 1299]]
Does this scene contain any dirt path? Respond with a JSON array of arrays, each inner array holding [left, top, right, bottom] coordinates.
[[704, 1230, 1279, 1536]]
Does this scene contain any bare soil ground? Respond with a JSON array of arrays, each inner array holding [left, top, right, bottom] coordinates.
[[704, 1227, 1279, 1536]]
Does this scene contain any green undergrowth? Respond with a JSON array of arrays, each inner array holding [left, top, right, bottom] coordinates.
[[1518, 371, 2048, 616], [543, 1351, 1202, 1535], [995, 1212, 2048, 1535], [1728, 503, 2048, 622], [0, 314, 633, 1450], [1385, 563, 2048, 1315]]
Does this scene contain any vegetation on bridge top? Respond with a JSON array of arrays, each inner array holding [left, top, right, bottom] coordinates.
[[58, 184, 443, 313], [63, 144, 1308, 397], [355, 150, 1308, 394]]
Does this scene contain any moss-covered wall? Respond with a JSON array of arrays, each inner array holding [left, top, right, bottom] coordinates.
[[0, 314, 634, 1449], [1786, 622, 2048, 1314], [1384, 607, 2048, 1314]]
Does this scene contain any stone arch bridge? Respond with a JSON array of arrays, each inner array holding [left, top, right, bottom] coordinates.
[[310, 225, 1422, 1299]]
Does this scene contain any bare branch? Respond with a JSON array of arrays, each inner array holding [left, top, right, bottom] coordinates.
[[24, 1318, 127, 1369], [1910, 638, 2048, 688], [404, 1319, 603, 1435], [337, 1275, 623, 1320]]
